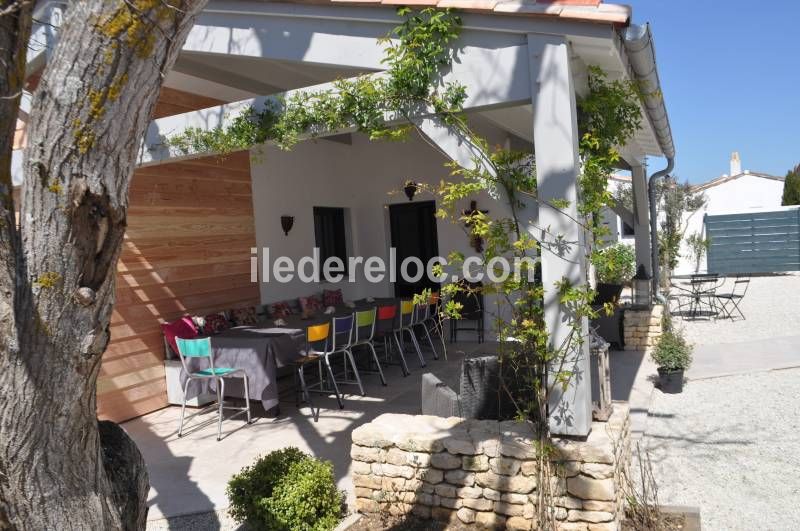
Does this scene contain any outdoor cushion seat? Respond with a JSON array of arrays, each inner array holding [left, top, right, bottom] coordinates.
[[195, 367, 238, 377]]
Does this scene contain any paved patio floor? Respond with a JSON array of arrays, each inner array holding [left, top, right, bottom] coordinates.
[[129, 341, 489, 524]]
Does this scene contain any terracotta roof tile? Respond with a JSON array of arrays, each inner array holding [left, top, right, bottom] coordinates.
[[274, 0, 631, 25]]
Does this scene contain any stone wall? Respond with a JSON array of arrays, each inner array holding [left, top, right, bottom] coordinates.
[[350, 404, 631, 530], [623, 304, 664, 352]]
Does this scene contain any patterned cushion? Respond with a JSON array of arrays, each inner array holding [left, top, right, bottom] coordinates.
[[202, 313, 231, 335], [230, 306, 258, 326], [268, 301, 293, 319], [299, 294, 323, 316], [323, 289, 343, 307], [286, 298, 302, 315], [161, 316, 198, 356]]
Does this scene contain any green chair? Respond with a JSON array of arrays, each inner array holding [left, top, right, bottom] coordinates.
[[176, 337, 252, 441], [351, 307, 387, 386]]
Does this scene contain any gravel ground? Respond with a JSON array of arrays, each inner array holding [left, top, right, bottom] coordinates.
[[671, 273, 800, 346], [641, 368, 800, 531]]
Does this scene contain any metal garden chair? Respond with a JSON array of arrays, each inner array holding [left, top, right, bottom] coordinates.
[[715, 275, 750, 320], [175, 337, 251, 441], [413, 300, 439, 360], [375, 303, 410, 376], [330, 313, 365, 397], [351, 307, 387, 386], [294, 321, 340, 420], [397, 299, 426, 368]]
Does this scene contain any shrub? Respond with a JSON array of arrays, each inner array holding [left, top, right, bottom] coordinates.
[[651, 327, 692, 371], [593, 243, 636, 284], [227, 447, 344, 531]]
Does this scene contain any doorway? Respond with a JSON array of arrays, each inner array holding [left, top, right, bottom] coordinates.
[[389, 201, 440, 298]]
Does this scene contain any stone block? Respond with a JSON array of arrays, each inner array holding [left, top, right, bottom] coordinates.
[[434, 484, 456, 498], [483, 487, 501, 500], [350, 445, 383, 463], [581, 463, 614, 479], [499, 492, 529, 505], [456, 486, 484, 499], [462, 497, 494, 511], [581, 500, 616, 512], [490, 457, 522, 476], [520, 461, 538, 476], [352, 461, 371, 475], [444, 469, 475, 486], [506, 516, 533, 531], [462, 454, 490, 471], [431, 452, 462, 470], [457, 507, 476, 524], [352, 425, 394, 448], [439, 496, 462, 509], [588, 522, 619, 531], [556, 523, 588, 531], [475, 511, 507, 529], [475, 472, 536, 494], [494, 501, 525, 516], [417, 468, 444, 484], [355, 497, 380, 514], [552, 496, 583, 509], [372, 463, 415, 479], [431, 506, 458, 523], [567, 510, 614, 523], [385, 448, 431, 468], [352, 473, 382, 490], [567, 476, 615, 501]]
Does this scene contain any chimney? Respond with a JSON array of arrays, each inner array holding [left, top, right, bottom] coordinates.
[[730, 151, 742, 176]]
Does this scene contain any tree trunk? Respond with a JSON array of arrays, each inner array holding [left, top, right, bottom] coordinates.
[[0, 1, 208, 528]]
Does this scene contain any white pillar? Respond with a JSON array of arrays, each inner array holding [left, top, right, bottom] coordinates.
[[528, 33, 592, 437], [631, 162, 652, 277]]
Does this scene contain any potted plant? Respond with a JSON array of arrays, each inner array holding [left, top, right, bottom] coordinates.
[[651, 324, 693, 393], [593, 243, 636, 305]]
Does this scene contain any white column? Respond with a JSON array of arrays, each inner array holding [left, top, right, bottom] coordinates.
[[631, 162, 653, 277], [528, 33, 592, 437]]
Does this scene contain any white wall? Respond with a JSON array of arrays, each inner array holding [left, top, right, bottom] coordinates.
[[249, 132, 506, 311], [676, 175, 785, 274]]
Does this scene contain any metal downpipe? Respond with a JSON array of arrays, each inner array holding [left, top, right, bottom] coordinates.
[[649, 157, 674, 303]]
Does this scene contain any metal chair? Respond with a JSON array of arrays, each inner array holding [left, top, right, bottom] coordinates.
[[715, 275, 750, 320], [295, 321, 340, 420], [398, 299, 426, 368], [413, 300, 439, 360], [176, 337, 251, 441], [330, 313, 366, 397], [375, 303, 410, 376], [351, 308, 387, 386]]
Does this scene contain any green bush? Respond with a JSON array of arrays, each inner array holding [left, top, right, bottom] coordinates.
[[227, 447, 344, 531], [651, 327, 693, 371], [593, 243, 636, 284]]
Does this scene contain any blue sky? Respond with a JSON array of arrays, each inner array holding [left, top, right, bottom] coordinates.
[[628, 0, 800, 183]]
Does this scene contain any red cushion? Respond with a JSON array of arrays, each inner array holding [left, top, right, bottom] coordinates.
[[230, 306, 258, 326], [269, 301, 292, 319], [299, 295, 323, 316], [323, 289, 343, 307], [162, 316, 198, 356]]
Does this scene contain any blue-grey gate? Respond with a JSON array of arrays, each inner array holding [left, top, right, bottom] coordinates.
[[705, 208, 800, 274]]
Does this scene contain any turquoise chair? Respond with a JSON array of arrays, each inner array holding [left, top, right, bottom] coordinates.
[[176, 337, 252, 441]]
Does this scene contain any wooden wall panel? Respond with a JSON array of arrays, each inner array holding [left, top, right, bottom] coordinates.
[[97, 151, 259, 422]]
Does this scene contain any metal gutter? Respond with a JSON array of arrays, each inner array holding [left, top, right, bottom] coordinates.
[[622, 23, 675, 301]]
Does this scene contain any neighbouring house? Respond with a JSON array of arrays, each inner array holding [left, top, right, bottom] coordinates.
[[13, 0, 675, 438], [676, 152, 787, 275]]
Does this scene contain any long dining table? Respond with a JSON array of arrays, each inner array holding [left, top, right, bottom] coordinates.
[[178, 298, 400, 414]]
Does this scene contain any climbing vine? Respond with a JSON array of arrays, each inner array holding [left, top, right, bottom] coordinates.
[[168, 9, 643, 529]]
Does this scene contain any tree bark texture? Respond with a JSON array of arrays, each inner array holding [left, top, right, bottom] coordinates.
[[0, 1, 208, 529]]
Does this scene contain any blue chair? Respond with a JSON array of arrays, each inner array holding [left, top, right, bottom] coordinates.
[[331, 313, 365, 396], [176, 337, 251, 441]]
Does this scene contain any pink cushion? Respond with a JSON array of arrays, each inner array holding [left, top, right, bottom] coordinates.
[[162, 316, 198, 356], [323, 289, 343, 307], [230, 306, 258, 326], [269, 301, 292, 319], [299, 295, 323, 316]]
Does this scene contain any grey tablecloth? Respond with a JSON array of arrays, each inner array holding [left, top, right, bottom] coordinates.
[[181, 326, 304, 411]]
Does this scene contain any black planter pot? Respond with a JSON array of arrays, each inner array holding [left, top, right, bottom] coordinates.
[[595, 282, 624, 306], [658, 368, 684, 394]]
